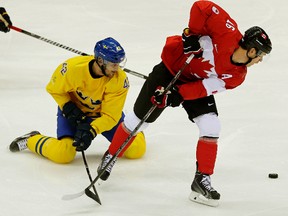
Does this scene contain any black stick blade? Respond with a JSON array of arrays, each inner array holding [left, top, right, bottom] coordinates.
[[85, 188, 102, 205]]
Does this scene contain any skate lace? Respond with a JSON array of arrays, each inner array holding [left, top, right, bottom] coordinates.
[[200, 175, 215, 192], [102, 154, 116, 172], [17, 139, 28, 150]]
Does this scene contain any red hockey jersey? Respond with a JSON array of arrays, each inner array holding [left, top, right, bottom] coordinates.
[[161, 0, 247, 100]]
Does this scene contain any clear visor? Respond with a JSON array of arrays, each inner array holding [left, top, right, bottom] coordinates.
[[256, 49, 265, 57], [104, 57, 127, 70]]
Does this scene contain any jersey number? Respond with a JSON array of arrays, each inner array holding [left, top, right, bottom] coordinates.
[[60, 63, 68, 75], [226, 19, 235, 31]]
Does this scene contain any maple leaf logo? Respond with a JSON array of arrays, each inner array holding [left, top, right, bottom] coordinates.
[[200, 57, 214, 77]]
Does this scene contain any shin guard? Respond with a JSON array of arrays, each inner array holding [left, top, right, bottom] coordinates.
[[196, 137, 218, 175], [108, 123, 136, 157]]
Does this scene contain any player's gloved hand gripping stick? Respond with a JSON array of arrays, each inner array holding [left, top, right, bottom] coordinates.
[[61, 53, 195, 204], [0, 7, 12, 32]]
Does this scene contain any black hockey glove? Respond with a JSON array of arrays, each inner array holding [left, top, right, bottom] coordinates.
[[182, 28, 203, 58], [0, 8, 12, 33], [73, 123, 97, 151], [151, 85, 183, 108], [62, 101, 86, 127]]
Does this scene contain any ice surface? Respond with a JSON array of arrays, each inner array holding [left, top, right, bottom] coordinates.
[[1, 0, 288, 215]]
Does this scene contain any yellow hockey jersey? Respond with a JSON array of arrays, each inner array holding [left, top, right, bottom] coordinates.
[[46, 55, 130, 134]]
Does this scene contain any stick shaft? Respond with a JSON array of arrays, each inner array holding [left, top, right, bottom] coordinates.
[[10, 25, 148, 79], [81, 151, 101, 204]]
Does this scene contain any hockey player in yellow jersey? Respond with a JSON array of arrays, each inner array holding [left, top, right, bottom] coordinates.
[[9, 37, 146, 164]]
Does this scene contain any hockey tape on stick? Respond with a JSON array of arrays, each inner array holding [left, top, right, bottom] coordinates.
[[0, 14, 9, 27]]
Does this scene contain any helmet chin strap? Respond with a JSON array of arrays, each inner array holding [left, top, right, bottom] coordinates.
[[101, 64, 108, 76], [96, 59, 109, 77], [231, 48, 256, 66], [244, 58, 253, 65], [230, 53, 252, 66], [236, 48, 258, 66], [244, 49, 255, 65]]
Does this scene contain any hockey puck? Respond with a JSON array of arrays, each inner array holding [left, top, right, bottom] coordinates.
[[268, 173, 278, 179]]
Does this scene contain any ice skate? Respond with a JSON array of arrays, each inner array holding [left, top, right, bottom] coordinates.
[[9, 131, 40, 152], [97, 150, 117, 181], [189, 171, 220, 207]]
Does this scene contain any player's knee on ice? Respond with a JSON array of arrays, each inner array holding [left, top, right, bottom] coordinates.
[[124, 132, 146, 159]]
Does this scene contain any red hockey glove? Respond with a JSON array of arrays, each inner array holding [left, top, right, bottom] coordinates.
[[151, 86, 183, 108], [73, 123, 97, 151], [182, 28, 203, 58], [0, 8, 12, 33]]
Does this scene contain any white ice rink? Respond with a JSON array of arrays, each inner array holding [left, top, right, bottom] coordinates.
[[1, 0, 288, 215]]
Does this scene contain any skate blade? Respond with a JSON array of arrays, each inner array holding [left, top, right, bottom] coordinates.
[[189, 191, 219, 207]]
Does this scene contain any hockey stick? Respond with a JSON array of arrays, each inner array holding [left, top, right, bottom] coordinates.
[[81, 151, 101, 205], [9, 25, 148, 80], [62, 53, 195, 202], [61, 152, 100, 202]]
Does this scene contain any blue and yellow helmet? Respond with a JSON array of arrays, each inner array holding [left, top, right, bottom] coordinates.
[[94, 37, 126, 63]]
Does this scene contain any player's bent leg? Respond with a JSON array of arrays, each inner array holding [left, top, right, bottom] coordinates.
[[27, 135, 76, 164], [124, 131, 146, 159]]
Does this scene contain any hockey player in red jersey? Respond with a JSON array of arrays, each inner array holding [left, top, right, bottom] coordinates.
[[97, 0, 272, 207]]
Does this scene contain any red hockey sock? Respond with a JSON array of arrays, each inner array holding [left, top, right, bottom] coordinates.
[[196, 137, 218, 175], [108, 123, 136, 157]]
